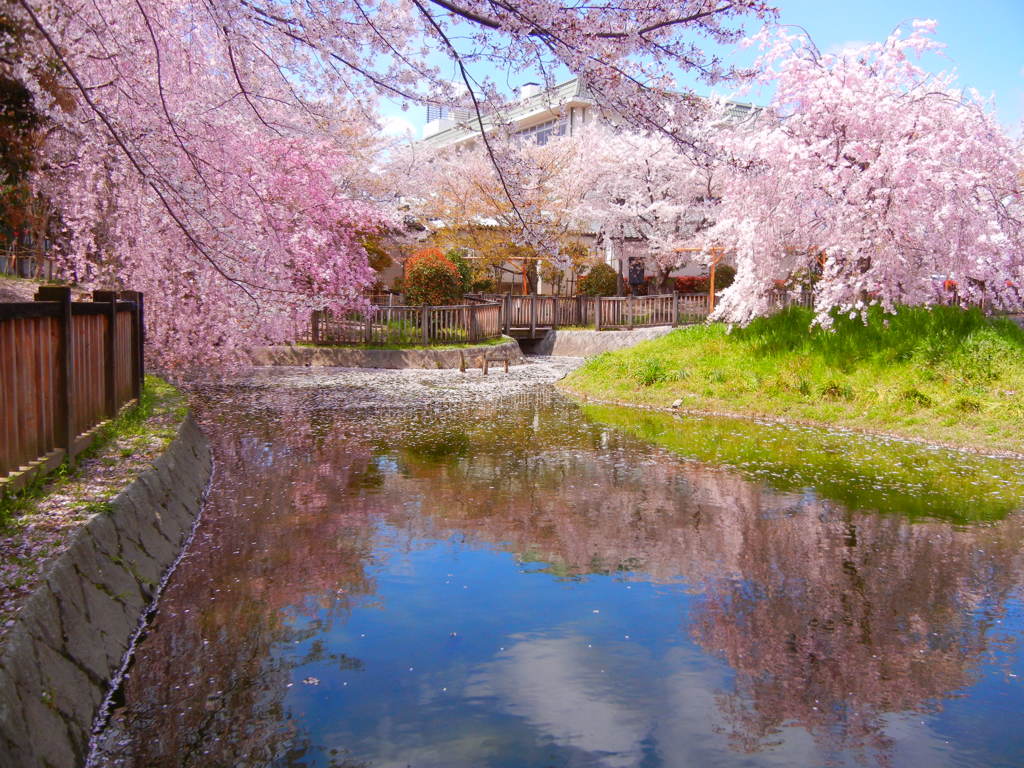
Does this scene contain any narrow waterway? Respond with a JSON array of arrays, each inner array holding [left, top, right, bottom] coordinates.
[[90, 364, 1024, 768]]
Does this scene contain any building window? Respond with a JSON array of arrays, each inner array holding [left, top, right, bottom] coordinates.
[[516, 117, 568, 145]]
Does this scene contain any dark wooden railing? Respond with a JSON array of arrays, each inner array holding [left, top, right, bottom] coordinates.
[[1, 287, 144, 492], [308, 290, 817, 345], [310, 302, 503, 346], [0, 252, 59, 281], [470, 293, 712, 332], [467, 290, 816, 333]]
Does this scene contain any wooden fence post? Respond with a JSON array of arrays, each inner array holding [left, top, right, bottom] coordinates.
[[627, 295, 633, 330], [576, 295, 582, 326], [35, 286, 73, 458], [672, 291, 679, 327], [421, 305, 429, 345], [118, 290, 143, 400], [93, 290, 118, 418], [595, 297, 602, 331], [363, 308, 373, 344], [529, 294, 537, 338]]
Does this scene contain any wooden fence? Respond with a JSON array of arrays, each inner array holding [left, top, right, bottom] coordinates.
[[470, 293, 713, 333], [1, 252, 60, 281], [468, 290, 816, 332], [311, 302, 502, 346], [306, 290, 817, 345], [1, 287, 145, 492]]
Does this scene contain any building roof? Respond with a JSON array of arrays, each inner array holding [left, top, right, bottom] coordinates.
[[420, 78, 595, 149], [418, 77, 762, 149]]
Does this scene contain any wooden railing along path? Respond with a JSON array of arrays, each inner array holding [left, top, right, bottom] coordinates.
[[311, 302, 502, 346], [1, 287, 145, 492], [306, 290, 817, 346], [468, 293, 714, 335], [1, 252, 60, 282]]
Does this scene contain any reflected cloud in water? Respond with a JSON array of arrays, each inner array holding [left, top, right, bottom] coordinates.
[[88, 380, 1024, 768]]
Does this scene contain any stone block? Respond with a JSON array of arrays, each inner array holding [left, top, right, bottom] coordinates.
[[133, 509, 178, 567], [15, 581, 63, 652], [76, 579, 134, 675], [117, 536, 163, 597], [17, 685, 77, 768], [34, 642, 102, 726], [0, 654, 32, 757], [84, 513, 122, 562], [120, 478, 157, 525]]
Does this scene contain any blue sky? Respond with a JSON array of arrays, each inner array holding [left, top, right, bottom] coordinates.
[[379, 0, 1024, 139]]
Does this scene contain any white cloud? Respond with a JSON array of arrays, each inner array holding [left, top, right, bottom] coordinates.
[[825, 40, 871, 57], [379, 115, 416, 139], [464, 635, 651, 767]]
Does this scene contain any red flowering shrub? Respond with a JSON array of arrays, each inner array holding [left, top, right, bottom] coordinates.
[[675, 266, 736, 294], [675, 275, 710, 294], [404, 248, 463, 305]]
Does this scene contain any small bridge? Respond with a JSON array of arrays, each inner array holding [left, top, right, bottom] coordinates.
[[470, 293, 712, 339]]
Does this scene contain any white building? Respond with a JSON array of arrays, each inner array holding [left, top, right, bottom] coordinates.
[[415, 78, 757, 294], [421, 79, 598, 150]]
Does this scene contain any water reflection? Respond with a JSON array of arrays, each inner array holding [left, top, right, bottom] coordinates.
[[90, 385, 1024, 767]]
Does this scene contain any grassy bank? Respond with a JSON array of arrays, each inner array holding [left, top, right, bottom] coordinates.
[[1, 375, 187, 642], [562, 306, 1024, 455]]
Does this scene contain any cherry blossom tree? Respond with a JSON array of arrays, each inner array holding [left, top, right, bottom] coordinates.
[[703, 22, 1024, 326], [5, 0, 773, 367], [391, 133, 589, 291], [569, 116, 729, 290], [9, 0, 391, 369]]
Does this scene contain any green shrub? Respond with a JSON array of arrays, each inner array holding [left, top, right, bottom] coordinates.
[[714, 264, 737, 289], [404, 248, 463, 305], [445, 248, 475, 294], [954, 327, 1019, 382], [578, 263, 618, 296], [383, 320, 419, 345], [955, 396, 982, 413]]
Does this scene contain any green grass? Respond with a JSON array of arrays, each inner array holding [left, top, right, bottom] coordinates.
[[563, 305, 1024, 454], [0, 376, 186, 527]]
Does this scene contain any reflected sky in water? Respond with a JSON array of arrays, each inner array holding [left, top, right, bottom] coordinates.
[[90, 383, 1024, 768]]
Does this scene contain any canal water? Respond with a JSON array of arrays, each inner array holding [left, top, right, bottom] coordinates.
[[89, 369, 1024, 767]]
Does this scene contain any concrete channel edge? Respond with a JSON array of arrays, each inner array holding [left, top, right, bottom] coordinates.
[[0, 415, 212, 768], [252, 338, 524, 368]]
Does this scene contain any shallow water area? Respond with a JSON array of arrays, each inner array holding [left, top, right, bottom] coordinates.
[[89, 364, 1024, 768]]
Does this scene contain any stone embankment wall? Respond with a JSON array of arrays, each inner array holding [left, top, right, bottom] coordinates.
[[528, 327, 676, 357], [252, 338, 524, 369], [0, 417, 211, 768]]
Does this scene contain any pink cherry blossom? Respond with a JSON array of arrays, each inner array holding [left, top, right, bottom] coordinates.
[[703, 23, 1024, 326], [8, 0, 772, 368]]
